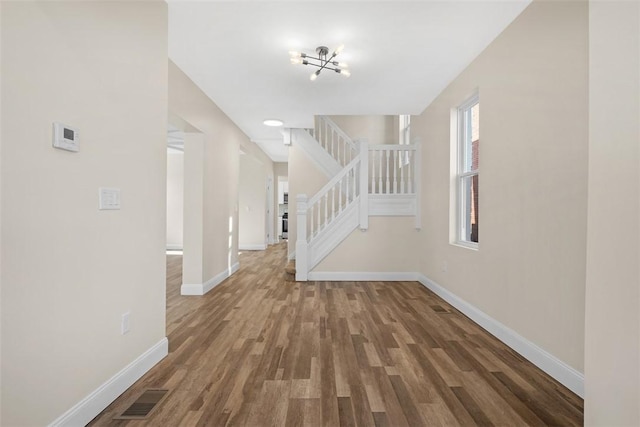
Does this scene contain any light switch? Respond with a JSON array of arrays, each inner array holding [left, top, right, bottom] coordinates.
[[99, 187, 121, 210]]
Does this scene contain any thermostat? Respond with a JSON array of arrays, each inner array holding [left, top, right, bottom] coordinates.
[[52, 122, 79, 152]]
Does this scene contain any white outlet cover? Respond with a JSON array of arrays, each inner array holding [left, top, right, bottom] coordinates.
[[121, 312, 130, 335]]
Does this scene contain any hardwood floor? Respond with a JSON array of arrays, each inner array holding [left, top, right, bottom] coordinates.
[[89, 243, 583, 426]]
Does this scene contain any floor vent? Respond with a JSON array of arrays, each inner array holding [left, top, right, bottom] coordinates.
[[114, 389, 169, 420]]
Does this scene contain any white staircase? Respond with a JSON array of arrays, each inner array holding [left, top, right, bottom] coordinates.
[[293, 116, 421, 281]]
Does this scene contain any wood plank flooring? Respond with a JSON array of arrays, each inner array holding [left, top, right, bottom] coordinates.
[[89, 243, 583, 426]]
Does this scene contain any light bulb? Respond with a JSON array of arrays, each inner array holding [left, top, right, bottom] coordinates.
[[289, 51, 301, 58], [334, 44, 345, 54], [338, 62, 349, 68], [310, 70, 319, 81], [339, 69, 351, 77], [290, 58, 303, 65]]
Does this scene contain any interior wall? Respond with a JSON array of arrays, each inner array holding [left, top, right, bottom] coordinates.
[[274, 162, 288, 179], [584, 1, 640, 424], [274, 161, 288, 243], [413, 0, 588, 373], [328, 115, 398, 145], [0, 2, 4, 422], [314, 217, 419, 272], [239, 139, 275, 247], [166, 151, 184, 249], [182, 133, 205, 285], [0, 2, 168, 425], [239, 154, 267, 249], [169, 60, 249, 283], [288, 142, 328, 259]]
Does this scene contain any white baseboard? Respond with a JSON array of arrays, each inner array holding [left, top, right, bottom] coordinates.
[[239, 244, 267, 251], [416, 274, 584, 398], [307, 271, 419, 281], [181, 262, 240, 296], [48, 337, 168, 427], [288, 250, 296, 261]]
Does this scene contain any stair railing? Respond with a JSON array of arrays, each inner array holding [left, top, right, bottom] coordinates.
[[315, 116, 358, 167], [296, 139, 368, 280], [368, 143, 419, 195]]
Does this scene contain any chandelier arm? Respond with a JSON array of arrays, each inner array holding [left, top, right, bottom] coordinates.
[[303, 63, 342, 72], [301, 55, 325, 62], [316, 54, 334, 74]]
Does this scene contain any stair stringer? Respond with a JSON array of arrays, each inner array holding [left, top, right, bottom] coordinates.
[[307, 198, 360, 273], [291, 128, 342, 178]]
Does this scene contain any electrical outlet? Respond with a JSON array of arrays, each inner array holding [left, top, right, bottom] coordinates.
[[441, 261, 448, 273], [121, 311, 130, 335]]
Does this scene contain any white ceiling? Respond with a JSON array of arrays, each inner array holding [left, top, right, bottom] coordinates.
[[168, 1, 531, 162]]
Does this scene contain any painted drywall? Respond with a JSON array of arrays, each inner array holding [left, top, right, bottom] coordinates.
[[413, 0, 588, 373], [239, 139, 275, 247], [182, 133, 205, 285], [239, 154, 267, 249], [274, 162, 288, 243], [0, 2, 168, 425], [0, 1, 3, 422], [166, 152, 184, 249], [288, 140, 329, 259], [584, 1, 640, 424], [314, 216, 419, 272], [328, 115, 398, 145], [274, 162, 288, 180], [169, 61, 249, 284]]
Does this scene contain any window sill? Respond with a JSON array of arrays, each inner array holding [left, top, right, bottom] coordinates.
[[451, 241, 479, 251]]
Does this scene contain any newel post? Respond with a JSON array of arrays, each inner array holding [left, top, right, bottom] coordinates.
[[358, 138, 369, 230], [296, 194, 308, 281]]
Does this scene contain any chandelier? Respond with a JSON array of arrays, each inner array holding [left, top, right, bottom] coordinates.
[[289, 45, 350, 81]]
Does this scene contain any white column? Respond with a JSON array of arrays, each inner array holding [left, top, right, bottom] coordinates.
[[295, 194, 308, 281]]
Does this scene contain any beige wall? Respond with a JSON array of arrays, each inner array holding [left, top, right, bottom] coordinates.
[[239, 154, 268, 248], [166, 152, 184, 249], [274, 162, 288, 243], [315, 217, 419, 272], [240, 139, 275, 247], [0, 2, 168, 425], [274, 162, 288, 180], [584, 1, 640, 424], [169, 61, 248, 281], [182, 133, 205, 284], [288, 141, 328, 259], [0, 0, 3, 419], [329, 115, 398, 145], [413, 0, 588, 373]]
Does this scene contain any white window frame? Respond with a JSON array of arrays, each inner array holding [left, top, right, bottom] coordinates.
[[398, 114, 411, 167], [455, 93, 479, 249]]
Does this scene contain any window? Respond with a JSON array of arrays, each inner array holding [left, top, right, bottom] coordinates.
[[399, 114, 411, 145], [456, 94, 479, 246], [399, 114, 411, 166]]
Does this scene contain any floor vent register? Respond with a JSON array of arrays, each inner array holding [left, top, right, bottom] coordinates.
[[113, 389, 169, 420]]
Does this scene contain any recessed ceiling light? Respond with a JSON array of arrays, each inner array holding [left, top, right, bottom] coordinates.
[[263, 119, 283, 127]]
